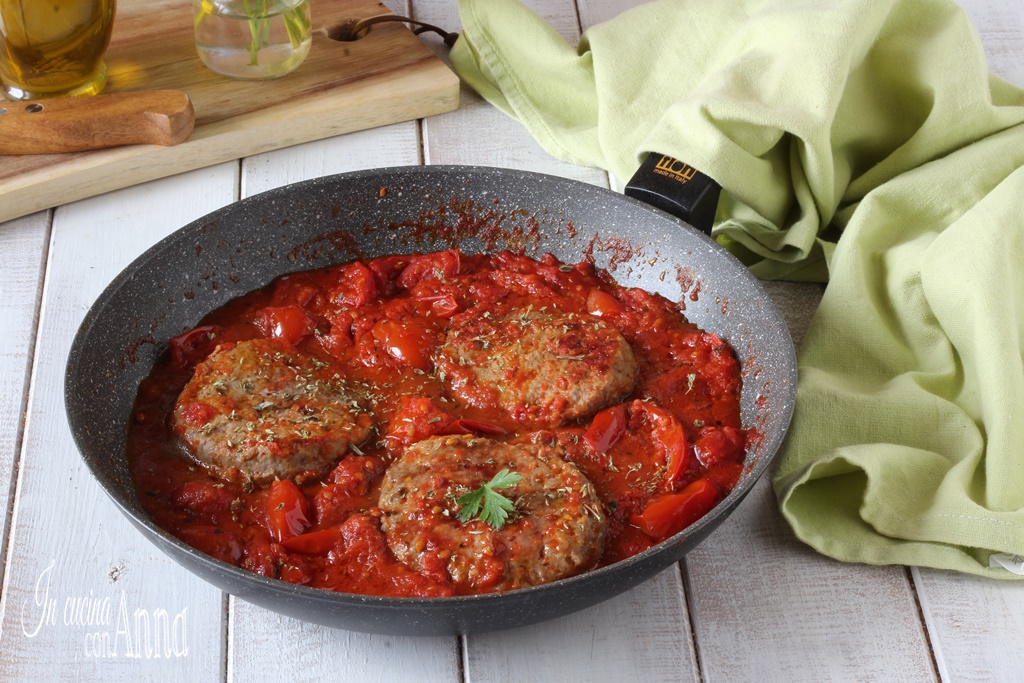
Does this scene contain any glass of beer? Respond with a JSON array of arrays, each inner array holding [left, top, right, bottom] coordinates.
[[0, 0, 116, 100]]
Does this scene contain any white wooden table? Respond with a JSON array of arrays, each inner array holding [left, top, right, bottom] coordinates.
[[2, 1, 1023, 680]]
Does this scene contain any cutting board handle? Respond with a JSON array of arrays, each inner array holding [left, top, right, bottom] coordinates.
[[0, 90, 195, 155]]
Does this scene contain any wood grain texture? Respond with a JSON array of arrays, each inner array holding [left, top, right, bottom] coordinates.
[[958, 0, 1024, 86], [685, 479, 937, 683], [240, 120, 422, 197], [0, 91, 194, 155], [229, 602, 460, 683], [0, 212, 49, 577], [0, 0, 459, 225], [914, 567, 1024, 683], [0, 0, 1021, 681], [575, 0, 649, 27], [465, 567, 700, 683], [760, 281, 823, 351], [0, 168, 240, 681]]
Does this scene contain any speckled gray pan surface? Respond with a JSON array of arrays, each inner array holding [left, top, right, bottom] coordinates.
[[65, 165, 797, 636]]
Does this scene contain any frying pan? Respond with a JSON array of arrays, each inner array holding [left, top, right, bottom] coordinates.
[[65, 164, 796, 636]]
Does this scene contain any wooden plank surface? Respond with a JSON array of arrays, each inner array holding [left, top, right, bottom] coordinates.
[[229, 598, 460, 683], [0, 0, 1022, 681], [466, 567, 700, 683], [0, 169, 239, 680], [959, 0, 1024, 86], [687, 481, 937, 683], [0, 0, 459, 225], [0, 213, 49, 575], [915, 567, 1024, 683]]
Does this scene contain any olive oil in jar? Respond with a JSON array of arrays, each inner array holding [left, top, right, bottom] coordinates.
[[0, 0, 116, 100]]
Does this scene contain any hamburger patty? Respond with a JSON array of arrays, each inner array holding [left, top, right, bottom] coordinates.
[[378, 434, 607, 592], [172, 338, 373, 487], [435, 311, 637, 428]]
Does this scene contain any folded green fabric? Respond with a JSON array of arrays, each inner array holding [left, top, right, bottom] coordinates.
[[451, 0, 1024, 577]]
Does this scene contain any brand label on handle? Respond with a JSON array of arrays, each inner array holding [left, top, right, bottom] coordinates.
[[653, 156, 698, 184]]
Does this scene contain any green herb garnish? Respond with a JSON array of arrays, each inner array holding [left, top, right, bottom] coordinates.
[[456, 469, 523, 529]]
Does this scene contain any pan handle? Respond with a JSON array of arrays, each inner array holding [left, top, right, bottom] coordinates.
[[624, 154, 721, 236]]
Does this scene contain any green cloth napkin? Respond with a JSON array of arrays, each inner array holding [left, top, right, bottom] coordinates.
[[451, 0, 1024, 578]]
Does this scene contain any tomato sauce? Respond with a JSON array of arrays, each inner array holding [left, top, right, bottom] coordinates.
[[128, 250, 748, 596]]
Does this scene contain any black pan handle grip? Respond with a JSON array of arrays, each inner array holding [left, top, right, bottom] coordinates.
[[624, 154, 721, 236]]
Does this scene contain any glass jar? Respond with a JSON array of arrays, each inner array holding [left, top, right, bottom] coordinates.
[[192, 0, 311, 80], [0, 0, 116, 100]]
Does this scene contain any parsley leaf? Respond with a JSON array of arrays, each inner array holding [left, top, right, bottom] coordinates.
[[456, 469, 523, 529]]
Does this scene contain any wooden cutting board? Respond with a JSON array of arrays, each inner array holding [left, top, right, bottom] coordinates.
[[0, 0, 460, 224]]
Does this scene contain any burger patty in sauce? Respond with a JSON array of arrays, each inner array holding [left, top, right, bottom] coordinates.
[[435, 312, 637, 428], [171, 338, 373, 488], [378, 434, 607, 592]]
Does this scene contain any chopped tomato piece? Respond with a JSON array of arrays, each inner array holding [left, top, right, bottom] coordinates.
[[619, 286, 676, 315], [326, 455, 386, 496], [278, 563, 312, 585], [584, 403, 628, 453], [271, 279, 318, 308], [631, 401, 690, 489], [175, 525, 243, 564], [311, 484, 366, 527], [331, 262, 377, 308], [631, 478, 720, 541], [177, 401, 218, 427], [280, 529, 342, 555], [601, 523, 656, 565], [586, 289, 626, 318], [171, 481, 235, 517], [706, 461, 744, 495], [417, 294, 460, 318], [255, 306, 313, 346], [317, 330, 351, 362], [642, 367, 704, 422], [168, 325, 222, 370], [371, 319, 433, 371], [396, 250, 461, 289], [266, 479, 310, 542], [383, 396, 455, 452], [439, 418, 507, 436], [694, 426, 747, 468], [241, 541, 283, 578], [366, 255, 410, 296]]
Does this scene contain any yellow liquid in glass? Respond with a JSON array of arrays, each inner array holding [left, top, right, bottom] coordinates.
[[0, 0, 116, 99]]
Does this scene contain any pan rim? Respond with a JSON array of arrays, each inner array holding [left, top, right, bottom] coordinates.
[[65, 164, 797, 619]]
